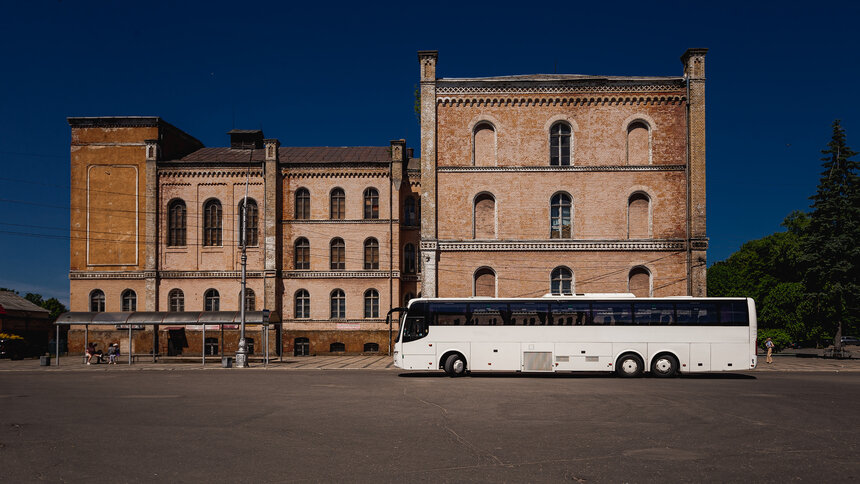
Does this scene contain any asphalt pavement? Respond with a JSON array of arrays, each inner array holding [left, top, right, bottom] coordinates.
[[1, 358, 859, 483]]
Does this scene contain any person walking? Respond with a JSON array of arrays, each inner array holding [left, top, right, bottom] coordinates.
[[765, 337, 775, 364]]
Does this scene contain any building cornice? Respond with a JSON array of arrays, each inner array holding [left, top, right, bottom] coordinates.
[[282, 168, 390, 178], [437, 165, 685, 173], [284, 270, 400, 279], [437, 95, 686, 108], [283, 219, 399, 225], [434, 240, 690, 252], [69, 270, 265, 280], [436, 78, 685, 95], [158, 168, 264, 177]]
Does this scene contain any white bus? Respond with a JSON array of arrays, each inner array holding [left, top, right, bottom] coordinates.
[[392, 295, 757, 377]]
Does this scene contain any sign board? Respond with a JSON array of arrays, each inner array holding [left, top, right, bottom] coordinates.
[[336, 323, 360, 330]]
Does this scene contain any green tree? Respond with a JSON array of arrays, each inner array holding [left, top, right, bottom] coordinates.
[[800, 120, 860, 342], [708, 211, 815, 341]]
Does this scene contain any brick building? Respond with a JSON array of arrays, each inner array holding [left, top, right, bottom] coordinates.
[[417, 49, 708, 299], [66, 48, 707, 356], [67, 118, 419, 356]]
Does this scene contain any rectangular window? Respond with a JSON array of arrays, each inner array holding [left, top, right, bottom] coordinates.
[[470, 302, 509, 326], [676, 302, 719, 326], [430, 302, 470, 326], [549, 301, 591, 326], [591, 303, 633, 325], [510, 302, 549, 326], [633, 302, 675, 325], [719, 300, 749, 326]]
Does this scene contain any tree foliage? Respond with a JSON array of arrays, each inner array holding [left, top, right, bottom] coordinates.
[[709, 121, 858, 346]]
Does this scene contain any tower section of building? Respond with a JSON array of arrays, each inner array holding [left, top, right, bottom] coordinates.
[[417, 50, 708, 298]]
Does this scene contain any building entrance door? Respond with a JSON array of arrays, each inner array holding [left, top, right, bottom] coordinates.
[[294, 337, 309, 356], [167, 329, 187, 356]]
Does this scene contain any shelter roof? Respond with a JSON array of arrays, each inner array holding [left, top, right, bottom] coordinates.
[[55, 311, 279, 325]]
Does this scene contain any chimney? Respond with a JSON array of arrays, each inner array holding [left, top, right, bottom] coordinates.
[[228, 129, 264, 149]]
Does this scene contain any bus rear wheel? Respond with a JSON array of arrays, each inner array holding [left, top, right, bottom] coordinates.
[[444, 354, 467, 377], [615, 354, 644, 378], [651, 354, 679, 378]]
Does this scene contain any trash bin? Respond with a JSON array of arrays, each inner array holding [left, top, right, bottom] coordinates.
[[40, 355, 51, 366], [222, 356, 233, 368]]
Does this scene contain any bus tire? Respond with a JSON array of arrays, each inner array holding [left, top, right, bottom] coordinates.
[[651, 353, 679, 378], [615, 353, 644, 378], [444, 353, 467, 377]]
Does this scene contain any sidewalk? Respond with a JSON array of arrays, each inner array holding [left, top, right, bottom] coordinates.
[[2, 353, 859, 372], [0, 355, 396, 372]]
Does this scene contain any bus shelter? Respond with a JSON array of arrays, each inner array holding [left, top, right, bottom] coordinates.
[[53, 311, 280, 366]]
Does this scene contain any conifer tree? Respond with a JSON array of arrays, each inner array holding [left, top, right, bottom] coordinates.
[[801, 120, 860, 344]]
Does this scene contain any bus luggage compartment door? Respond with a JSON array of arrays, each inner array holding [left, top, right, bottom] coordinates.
[[472, 342, 519, 371], [522, 343, 554, 372]]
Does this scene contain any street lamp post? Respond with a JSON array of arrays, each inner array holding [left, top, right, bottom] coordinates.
[[235, 167, 250, 368]]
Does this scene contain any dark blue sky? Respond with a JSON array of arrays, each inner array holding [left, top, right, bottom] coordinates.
[[0, 1, 857, 304]]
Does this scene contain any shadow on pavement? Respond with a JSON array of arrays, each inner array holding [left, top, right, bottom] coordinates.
[[398, 371, 756, 380]]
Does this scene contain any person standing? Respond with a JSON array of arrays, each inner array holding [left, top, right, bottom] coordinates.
[[765, 337, 775, 364]]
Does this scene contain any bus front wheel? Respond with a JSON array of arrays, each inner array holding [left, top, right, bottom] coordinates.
[[444, 354, 467, 377], [615, 354, 644, 378]]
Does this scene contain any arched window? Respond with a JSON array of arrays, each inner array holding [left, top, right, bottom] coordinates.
[[294, 237, 310, 270], [330, 238, 345, 270], [627, 121, 650, 165], [295, 188, 310, 219], [363, 188, 379, 219], [628, 193, 651, 239], [473, 193, 496, 239], [404, 196, 417, 226], [474, 267, 496, 297], [403, 292, 414, 305], [203, 199, 222, 246], [364, 342, 379, 352], [167, 199, 186, 247], [330, 289, 346, 319], [550, 192, 572, 239], [238, 198, 258, 246], [550, 122, 572, 166], [473, 122, 496, 166], [121, 289, 136, 312], [629, 266, 651, 297], [330, 188, 345, 220], [204, 289, 220, 311], [551, 267, 573, 296], [330, 342, 346, 352], [168, 289, 184, 312], [364, 238, 379, 270], [295, 289, 310, 319], [403, 243, 416, 274], [90, 289, 105, 312], [364, 289, 379, 318], [240, 289, 255, 312]]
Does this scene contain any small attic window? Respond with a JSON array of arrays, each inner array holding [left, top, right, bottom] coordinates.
[[228, 129, 264, 149]]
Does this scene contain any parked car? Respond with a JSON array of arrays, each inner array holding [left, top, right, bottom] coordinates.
[[841, 336, 860, 346]]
